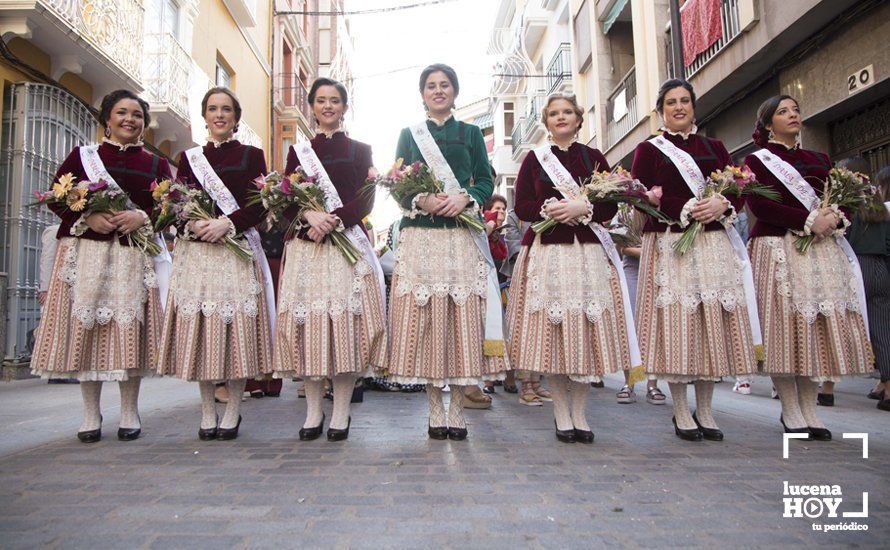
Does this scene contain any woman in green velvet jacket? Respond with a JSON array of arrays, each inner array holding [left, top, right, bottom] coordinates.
[[385, 64, 507, 441]]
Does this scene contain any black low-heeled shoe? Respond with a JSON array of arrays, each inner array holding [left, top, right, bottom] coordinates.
[[780, 415, 812, 439], [447, 426, 468, 441], [217, 415, 242, 441], [808, 426, 832, 441], [692, 412, 724, 441], [299, 413, 325, 441], [672, 416, 703, 442], [77, 415, 103, 444], [428, 423, 448, 440], [198, 415, 219, 441], [574, 428, 594, 444], [327, 417, 351, 442], [555, 420, 576, 443], [117, 415, 141, 441]]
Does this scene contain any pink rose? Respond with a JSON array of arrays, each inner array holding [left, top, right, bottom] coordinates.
[[280, 176, 292, 195]]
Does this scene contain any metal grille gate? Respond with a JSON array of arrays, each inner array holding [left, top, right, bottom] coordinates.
[[0, 83, 97, 363]]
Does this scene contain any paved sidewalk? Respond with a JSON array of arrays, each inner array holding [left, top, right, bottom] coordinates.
[[0, 375, 886, 549]]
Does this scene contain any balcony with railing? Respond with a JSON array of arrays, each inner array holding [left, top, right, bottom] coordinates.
[[666, 0, 742, 79], [546, 43, 572, 94], [511, 92, 548, 160], [142, 32, 190, 123], [510, 117, 526, 155], [275, 73, 312, 131], [605, 67, 638, 150]]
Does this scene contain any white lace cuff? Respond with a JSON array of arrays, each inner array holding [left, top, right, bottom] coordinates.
[[332, 215, 346, 233], [717, 194, 737, 227], [70, 215, 90, 236], [829, 204, 850, 235], [679, 197, 698, 228], [406, 193, 430, 219], [801, 209, 820, 236], [136, 209, 151, 227], [540, 197, 559, 220], [458, 188, 480, 216], [577, 196, 594, 226]]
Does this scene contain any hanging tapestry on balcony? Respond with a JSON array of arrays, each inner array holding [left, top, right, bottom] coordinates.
[[681, 0, 723, 66]]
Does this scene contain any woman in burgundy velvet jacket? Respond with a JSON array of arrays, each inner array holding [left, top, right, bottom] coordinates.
[[506, 93, 634, 444], [271, 78, 386, 442], [157, 87, 272, 441], [31, 90, 170, 443], [632, 79, 758, 442], [745, 95, 873, 440]]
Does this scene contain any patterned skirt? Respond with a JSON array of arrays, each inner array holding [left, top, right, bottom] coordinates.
[[31, 238, 162, 381], [637, 231, 758, 382], [386, 227, 507, 386], [506, 239, 632, 382], [749, 235, 873, 380], [272, 238, 386, 380], [157, 239, 273, 382]]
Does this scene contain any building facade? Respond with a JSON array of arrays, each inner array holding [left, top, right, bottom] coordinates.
[[0, 0, 273, 370], [272, 0, 354, 171]]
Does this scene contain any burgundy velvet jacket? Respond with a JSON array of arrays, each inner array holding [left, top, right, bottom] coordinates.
[[175, 140, 267, 234], [631, 131, 742, 233], [744, 143, 838, 238], [50, 142, 172, 245], [514, 143, 616, 246], [282, 132, 374, 242]]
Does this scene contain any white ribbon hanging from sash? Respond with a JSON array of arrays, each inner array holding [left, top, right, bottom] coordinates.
[[79, 145, 172, 308], [292, 141, 387, 311], [532, 145, 643, 369], [647, 136, 764, 351], [185, 146, 277, 332], [409, 122, 505, 356], [752, 149, 869, 337]]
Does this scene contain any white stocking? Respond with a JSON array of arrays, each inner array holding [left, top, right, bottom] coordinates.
[[448, 385, 466, 429], [198, 381, 218, 429], [549, 375, 573, 431], [668, 382, 695, 430], [427, 385, 445, 428], [330, 374, 356, 430], [569, 380, 591, 432], [303, 379, 325, 429], [79, 381, 102, 432], [796, 376, 825, 428], [772, 376, 806, 429], [118, 377, 141, 429], [693, 380, 718, 429], [221, 379, 246, 429]]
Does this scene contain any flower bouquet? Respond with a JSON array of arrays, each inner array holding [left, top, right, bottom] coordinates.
[[369, 158, 486, 232], [794, 167, 878, 254], [608, 203, 645, 249], [531, 167, 672, 234], [152, 179, 252, 261], [33, 172, 162, 256], [250, 170, 360, 265], [672, 165, 780, 254]]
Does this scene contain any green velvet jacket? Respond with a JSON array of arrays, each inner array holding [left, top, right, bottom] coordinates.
[[394, 117, 493, 229]]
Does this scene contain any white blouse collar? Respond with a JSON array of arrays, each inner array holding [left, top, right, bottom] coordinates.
[[427, 113, 454, 127], [661, 124, 698, 140], [206, 135, 237, 148], [768, 137, 801, 151], [102, 137, 143, 151]]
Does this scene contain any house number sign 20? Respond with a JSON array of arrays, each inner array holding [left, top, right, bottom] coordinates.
[[848, 65, 875, 95]]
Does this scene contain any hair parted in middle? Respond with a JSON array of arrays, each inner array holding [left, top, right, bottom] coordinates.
[[309, 77, 349, 106], [201, 86, 243, 132], [540, 92, 584, 131], [655, 78, 696, 114], [419, 63, 459, 111]]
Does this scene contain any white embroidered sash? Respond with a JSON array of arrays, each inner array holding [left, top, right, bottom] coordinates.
[[752, 149, 869, 334], [79, 145, 171, 308], [533, 145, 642, 369], [185, 146, 276, 332], [647, 136, 763, 348], [410, 122, 505, 355], [292, 141, 387, 310]]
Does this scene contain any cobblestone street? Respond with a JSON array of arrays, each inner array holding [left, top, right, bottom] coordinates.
[[0, 375, 886, 548]]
